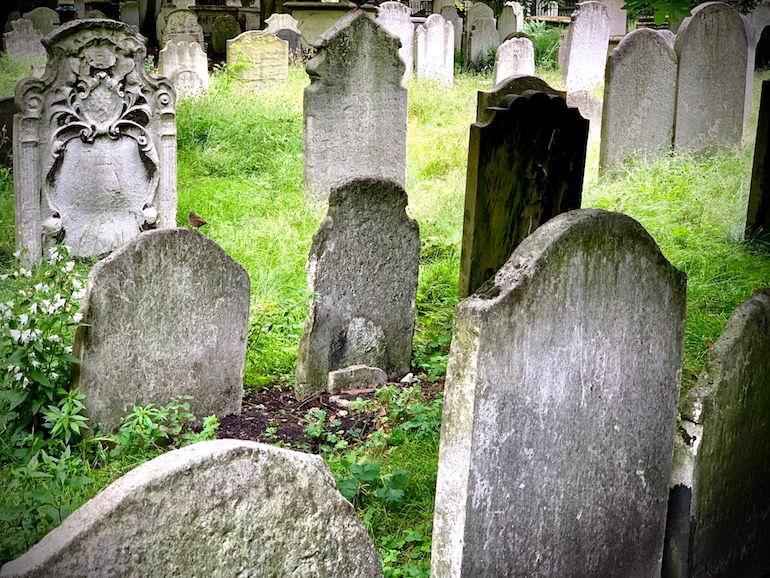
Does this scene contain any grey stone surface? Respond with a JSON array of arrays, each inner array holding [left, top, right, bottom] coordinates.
[[432, 209, 687, 578], [439, 6, 462, 51], [664, 289, 770, 577], [497, 3, 520, 42], [120, 1, 141, 28], [415, 14, 454, 87], [13, 19, 177, 264], [600, 28, 677, 171], [3, 18, 45, 60], [265, 13, 304, 62], [296, 178, 419, 395], [601, 0, 626, 35], [303, 11, 407, 203], [155, 3, 178, 47], [467, 16, 498, 65], [212, 13, 241, 54], [747, 80, 770, 240], [674, 2, 748, 151], [227, 31, 289, 87], [72, 229, 249, 433], [464, 2, 494, 61], [563, 1, 610, 91], [567, 89, 602, 140], [22, 7, 59, 35], [328, 365, 388, 393], [493, 37, 535, 85], [0, 440, 383, 578], [4, 12, 20, 33], [377, 1, 414, 81], [158, 40, 209, 97], [160, 9, 204, 48], [477, 74, 565, 124], [744, 16, 756, 128]]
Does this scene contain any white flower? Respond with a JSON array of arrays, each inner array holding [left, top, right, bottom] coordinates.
[[6, 365, 17, 373], [14, 371, 23, 382], [63, 261, 75, 273], [64, 345, 72, 354], [20, 329, 32, 343], [72, 290, 86, 301], [18, 290, 26, 297], [30, 360, 40, 368], [51, 372, 59, 380], [9, 329, 20, 341], [0, 274, 7, 280], [3, 310, 11, 320], [29, 303, 38, 314], [19, 314, 28, 325], [0, 303, 5, 313], [73, 312, 83, 323], [19, 268, 32, 278], [48, 334, 60, 343], [21, 377, 29, 389], [12, 250, 21, 259]]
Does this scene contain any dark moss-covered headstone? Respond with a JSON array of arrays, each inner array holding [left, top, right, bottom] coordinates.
[[212, 14, 241, 55], [747, 80, 770, 240]]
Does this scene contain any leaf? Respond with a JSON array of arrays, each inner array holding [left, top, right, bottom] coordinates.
[[351, 461, 380, 481], [387, 469, 408, 490], [65, 476, 95, 488], [6, 348, 25, 366], [338, 479, 360, 500], [63, 354, 82, 364], [0, 390, 27, 411], [28, 369, 53, 388], [30, 489, 57, 506], [375, 487, 404, 503]]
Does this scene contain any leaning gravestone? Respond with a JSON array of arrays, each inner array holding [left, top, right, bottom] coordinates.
[[433, 209, 687, 577], [160, 9, 204, 48], [467, 17, 498, 65], [477, 75, 566, 123], [3, 18, 45, 60], [377, 1, 414, 82], [22, 7, 59, 35], [0, 440, 384, 578], [13, 19, 177, 264], [227, 31, 289, 87], [664, 289, 770, 577], [296, 178, 420, 395], [440, 6, 462, 51], [600, 28, 677, 171], [72, 229, 250, 433], [563, 1, 610, 91], [747, 80, 770, 240], [674, 2, 748, 151], [303, 11, 407, 202], [493, 37, 535, 85], [264, 13, 304, 62], [415, 14, 454, 87], [212, 14, 241, 54], [158, 40, 209, 97], [459, 90, 588, 297]]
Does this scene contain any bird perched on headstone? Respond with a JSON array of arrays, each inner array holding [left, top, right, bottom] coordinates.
[[188, 211, 208, 228]]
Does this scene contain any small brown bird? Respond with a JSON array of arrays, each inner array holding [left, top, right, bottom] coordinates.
[[188, 211, 208, 228]]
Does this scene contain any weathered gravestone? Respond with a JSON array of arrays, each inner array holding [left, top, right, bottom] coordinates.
[[155, 3, 178, 46], [72, 229, 249, 433], [0, 440, 384, 578], [440, 6, 462, 51], [160, 8, 204, 48], [85, 9, 107, 19], [464, 2, 494, 60], [493, 37, 535, 85], [433, 209, 687, 578], [303, 11, 407, 203], [0, 98, 14, 167], [296, 178, 420, 395], [563, 1, 610, 91], [476, 75, 566, 124], [158, 40, 209, 97], [212, 13, 241, 54], [4, 12, 20, 33], [459, 90, 587, 297], [497, 2, 521, 42], [3, 18, 45, 60], [120, 1, 141, 28], [13, 19, 177, 264], [377, 1, 414, 82], [600, 28, 677, 171], [747, 80, 770, 240], [602, 0, 627, 35], [567, 90, 602, 140], [415, 14, 454, 87], [467, 16, 498, 65], [227, 31, 289, 87], [674, 2, 748, 152], [22, 7, 59, 35], [265, 13, 304, 62], [664, 288, 770, 577]]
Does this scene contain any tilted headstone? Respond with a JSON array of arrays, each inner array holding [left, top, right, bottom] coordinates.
[[3, 18, 45, 60], [212, 13, 241, 55], [226, 31, 289, 87], [433, 209, 687, 577], [158, 40, 209, 97], [563, 1, 610, 91], [160, 9, 204, 48], [0, 440, 384, 578], [497, 2, 520, 42], [155, 3, 178, 43], [415, 14, 455, 87], [600, 28, 676, 171], [459, 90, 588, 297], [440, 6, 462, 51], [296, 178, 420, 395], [72, 229, 249, 433], [13, 19, 177, 263], [673, 2, 748, 151], [493, 37, 534, 84], [567, 90, 602, 140], [477, 75, 566, 123], [120, 0, 141, 28], [264, 13, 304, 62], [464, 3, 494, 61], [303, 11, 407, 202], [22, 7, 59, 35], [467, 16, 498, 65], [664, 289, 770, 577], [601, 0, 627, 35], [747, 80, 770, 240], [377, 1, 414, 81]]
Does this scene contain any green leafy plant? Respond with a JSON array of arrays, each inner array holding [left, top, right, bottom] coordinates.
[[337, 457, 409, 510], [304, 407, 348, 452], [519, 21, 562, 69]]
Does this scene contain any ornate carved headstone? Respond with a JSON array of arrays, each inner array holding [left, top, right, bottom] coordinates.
[[415, 14, 455, 87], [212, 14, 241, 55], [477, 75, 566, 123], [747, 80, 770, 240], [226, 31, 289, 87], [264, 13, 304, 62], [160, 9, 204, 48], [493, 37, 535, 84], [459, 90, 588, 297], [377, 1, 415, 82], [13, 19, 177, 262], [158, 40, 209, 97], [22, 7, 59, 35], [563, 1, 610, 91], [3, 18, 45, 60]]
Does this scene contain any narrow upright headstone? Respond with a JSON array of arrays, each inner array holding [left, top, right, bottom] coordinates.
[[377, 1, 414, 81], [601, 0, 627, 35], [464, 2, 494, 60], [264, 13, 304, 62], [158, 40, 209, 97], [160, 9, 204, 48], [467, 17, 498, 65], [600, 28, 676, 170], [744, 17, 756, 127], [226, 31, 289, 87], [477, 75, 566, 123], [434, 209, 687, 577], [567, 90, 602, 140], [415, 14, 454, 87], [155, 3, 178, 46], [493, 37, 535, 85], [303, 11, 407, 202], [212, 13, 241, 55], [665, 289, 770, 577], [440, 6, 462, 51], [72, 229, 250, 433], [497, 3, 520, 42], [673, 2, 748, 151], [3, 18, 45, 60], [296, 178, 420, 395], [747, 79, 770, 240], [22, 7, 59, 35], [120, 0, 141, 28], [13, 19, 177, 263], [0, 440, 384, 578], [563, 1, 610, 91]]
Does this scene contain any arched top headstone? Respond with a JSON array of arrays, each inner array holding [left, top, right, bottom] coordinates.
[[3, 18, 46, 60], [161, 8, 204, 47], [22, 7, 59, 35], [477, 75, 565, 123]]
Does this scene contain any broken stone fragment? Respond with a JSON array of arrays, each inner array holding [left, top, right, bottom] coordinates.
[[328, 364, 387, 394]]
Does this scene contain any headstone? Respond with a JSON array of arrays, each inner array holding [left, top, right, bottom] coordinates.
[[0, 440, 384, 578], [433, 209, 687, 577], [599, 28, 677, 171], [303, 11, 407, 202], [158, 40, 209, 97], [563, 1, 610, 91], [601, 0, 626, 35], [673, 2, 748, 151], [459, 90, 588, 297], [433, 0, 456, 14], [212, 14, 241, 55], [377, 1, 415, 81], [747, 80, 770, 240], [72, 229, 249, 433], [665, 289, 770, 577], [567, 90, 602, 140], [161, 9, 204, 48], [476, 75, 566, 125], [226, 31, 289, 87], [174, 0, 197, 8], [415, 14, 454, 87], [85, 9, 107, 19], [3, 18, 45, 60], [74, 0, 85, 18], [464, 2, 494, 60], [440, 6, 462, 51], [13, 19, 177, 263], [22, 7, 59, 35], [744, 16, 756, 127], [493, 37, 534, 84], [497, 4, 517, 42], [296, 178, 420, 395], [4, 11, 20, 33], [120, 0, 141, 28], [467, 16, 498, 65], [558, 26, 570, 68], [265, 13, 304, 62], [155, 3, 177, 44], [328, 365, 388, 393]]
